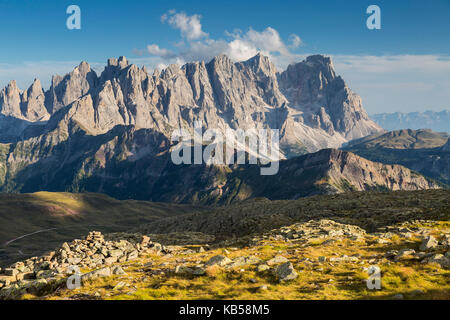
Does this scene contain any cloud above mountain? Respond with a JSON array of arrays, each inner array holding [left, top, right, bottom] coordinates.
[[161, 10, 208, 40], [138, 10, 302, 70]]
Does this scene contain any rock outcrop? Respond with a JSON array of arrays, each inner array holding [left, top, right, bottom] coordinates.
[[0, 79, 49, 122]]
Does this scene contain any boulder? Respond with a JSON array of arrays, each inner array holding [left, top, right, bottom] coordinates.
[[266, 256, 289, 266], [205, 255, 232, 267], [228, 256, 261, 268], [419, 236, 438, 251], [275, 262, 298, 282]]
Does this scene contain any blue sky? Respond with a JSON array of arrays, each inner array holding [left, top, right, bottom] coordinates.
[[0, 0, 449, 114]]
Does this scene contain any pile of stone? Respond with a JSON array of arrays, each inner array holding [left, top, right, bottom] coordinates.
[[0, 231, 166, 298]]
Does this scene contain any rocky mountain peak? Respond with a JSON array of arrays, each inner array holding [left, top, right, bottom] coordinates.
[[75, 61, 91, 75], [118, 56, 129, 69], [161, 64, 182, 79], [107, 58, 119, 67], [0, 80, 22, 118], [29, 78, 42, 90], [208, 54, 233, 70], [21, 78, 49, 121], [242, 52, 276, 75], [45, 60, 98, 114], [6, 80, 19, 92]]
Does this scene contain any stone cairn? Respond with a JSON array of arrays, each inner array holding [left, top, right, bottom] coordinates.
[[0, 231, 165, 299]]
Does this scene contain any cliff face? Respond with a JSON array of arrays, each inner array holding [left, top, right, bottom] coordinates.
[[278, 55, 381, 141], [321, 149, 440, 192]]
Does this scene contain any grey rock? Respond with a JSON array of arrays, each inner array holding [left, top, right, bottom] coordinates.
[[423, 254, 450, 268], [112, 266, 127, 275], [419, 236, 438, 251], [81, 267, 111, 283], [275, 262, 298, 282], [113, 281, 127, 291], [205, 255, 232, 267], [127, 251, 139, 261], [266, 256, 289, 266], [228, 256, 261, 268], [4, 269, 18, 277], [104, 257, 118, 265], [108, 249, 124, 258], [257, 265, 270, 272]]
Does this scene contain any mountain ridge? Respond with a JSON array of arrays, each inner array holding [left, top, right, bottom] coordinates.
[[0, 53, 383, 152]]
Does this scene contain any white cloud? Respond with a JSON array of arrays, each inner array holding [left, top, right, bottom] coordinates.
[[288, 34, 302, 48], [144, 11, 301, 70], [238, 27, 290, 56], [162, 10, 208, 41], [146, 44, 176, 59]]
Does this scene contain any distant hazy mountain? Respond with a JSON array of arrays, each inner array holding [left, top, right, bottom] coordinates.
[[372, 110, 450, 133]]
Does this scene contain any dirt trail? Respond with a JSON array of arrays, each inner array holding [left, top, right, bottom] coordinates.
[[3, 228, 57, 246]]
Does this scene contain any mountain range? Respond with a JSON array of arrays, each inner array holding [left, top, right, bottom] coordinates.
[[0, 54, 443, 203], [0, 54, 382, 148]]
